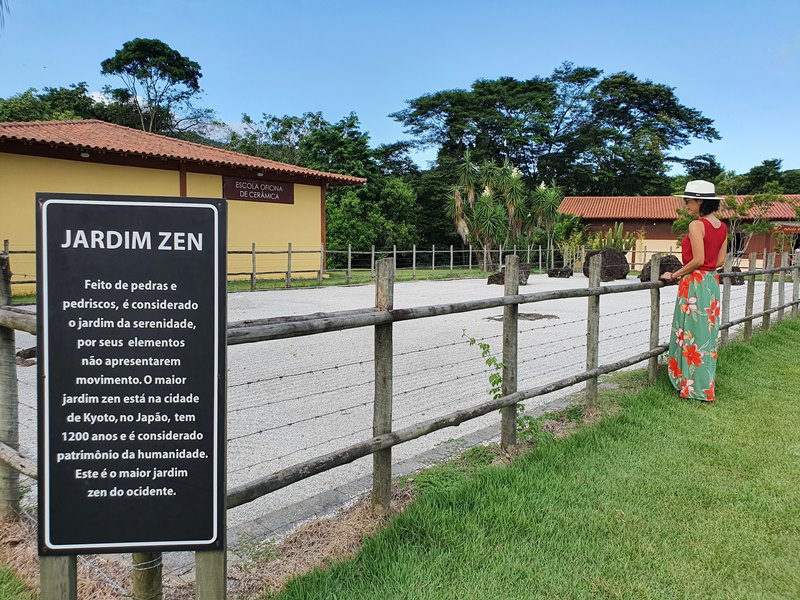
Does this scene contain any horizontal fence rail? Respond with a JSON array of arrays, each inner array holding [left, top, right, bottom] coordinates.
[[13, 239, 784, 290], [1, 248, 799, 598]]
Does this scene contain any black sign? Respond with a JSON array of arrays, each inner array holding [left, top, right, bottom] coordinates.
[[222, 176, 294, 204], [36, 193, 226, 555]]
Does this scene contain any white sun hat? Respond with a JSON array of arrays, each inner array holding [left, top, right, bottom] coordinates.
[[674, 179, 723, 200]]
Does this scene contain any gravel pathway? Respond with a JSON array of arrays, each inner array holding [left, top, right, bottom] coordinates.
[[13, 273, 773, 533]]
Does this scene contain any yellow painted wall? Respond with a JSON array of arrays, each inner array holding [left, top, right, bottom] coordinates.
[[1, 153, 324, 294], [1, 153, 179, 293], [226, 184, 323, 280]]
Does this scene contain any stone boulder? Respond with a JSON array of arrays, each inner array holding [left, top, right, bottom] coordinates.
[[487, 262, 532, 286], [721, 265, 745, 286], [487, 271, 505, 285], [638, 254, 683, 283], [547, 267, 573, 278], [582, 248, 630, 282]]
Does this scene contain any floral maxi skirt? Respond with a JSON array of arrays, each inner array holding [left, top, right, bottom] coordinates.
[[667, 271, 721, 401]]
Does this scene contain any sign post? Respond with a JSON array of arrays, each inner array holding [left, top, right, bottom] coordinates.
[[36, 193, 226, 557]]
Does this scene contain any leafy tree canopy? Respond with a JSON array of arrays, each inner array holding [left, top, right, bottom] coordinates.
[[392, 62, 719, 196], [101, 38, 208, 135]]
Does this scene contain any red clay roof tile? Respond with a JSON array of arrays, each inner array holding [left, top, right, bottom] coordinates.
[[0, 120, 367, 186], [560, 196, 800, 221]]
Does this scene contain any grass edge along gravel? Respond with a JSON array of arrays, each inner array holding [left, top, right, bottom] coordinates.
[[272, 318, 800, 600], [0, 565, 35, 600]]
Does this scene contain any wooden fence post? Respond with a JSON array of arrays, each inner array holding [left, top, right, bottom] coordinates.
[[285, 242, 292, 289], [0, 247, 19, 520], [744, 253, 757, 341], [538, 245, 542, 273], [498, 245, 503, 269], [526, 244, 531, 264], [468, 244, 472, 271], [370, 245, 375, 275], [431, 245, 436, 271], [450, 245, 454, 271], [585, 254, 601, 408], [501, 255, 519, 450], [483, 246, 488, 272], [346, 244, 352, 285], [40, 556, 77, 600], [763, 253, 775, 331], [393, 245, 397, 272], [196, 547, 227, 599], [373, 259, 394, 515], [778, 251, 788, 322], [793, 251, 800, 319], [250, 242, 257, 291], [648, 254, 661, 383], [721, 255, 732, 346], [197, 321, 228, 600], [132, 552, 162, 600], [412, 244, 416, 280], [318, 243, 324, 286]]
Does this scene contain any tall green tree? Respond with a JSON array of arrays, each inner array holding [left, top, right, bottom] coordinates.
[[226, 112, 325, 164], [393, 63, 719, 195], [743, 158, 783, 193], [231, 111, 422, 251], [100, 38, 207, 134], [0, 0, 9, 30]]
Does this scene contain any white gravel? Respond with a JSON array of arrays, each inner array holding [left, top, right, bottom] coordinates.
[[14, 273, 773, 529]]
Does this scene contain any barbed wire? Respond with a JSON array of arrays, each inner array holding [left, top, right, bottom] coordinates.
[[229, 425, 374, 476], [518, 357, 588, 380], [394, 352, 491, 382], [228, 376, 374, 415], [520, 314, 588, 331], [229, 357, 373, 389], [395, 330, 504, 358], [518, 330, 587, 353], [228, 398, 375, 443], [394, 367, 491, 400], [600, 304, 650, 319], [518, 339, 588, 362]]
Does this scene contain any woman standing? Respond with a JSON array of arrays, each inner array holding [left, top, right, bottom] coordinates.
[[661, 180, 728, 401]]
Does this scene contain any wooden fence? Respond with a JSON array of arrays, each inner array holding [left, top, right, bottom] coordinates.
[[1, 248, 799, 598], [7, 239, 709, 291]]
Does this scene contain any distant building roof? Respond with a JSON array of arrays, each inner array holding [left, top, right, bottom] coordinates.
[[560, 195, 800, 221], [0, 120, 367, 186]]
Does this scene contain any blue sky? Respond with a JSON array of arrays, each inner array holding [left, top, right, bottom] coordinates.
[[1, 0, 799, 173]]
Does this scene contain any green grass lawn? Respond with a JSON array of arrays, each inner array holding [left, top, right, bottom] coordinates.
[[0, 566, 35, 600], [227, 267, 499, 292], [273, 318, 800, 599]]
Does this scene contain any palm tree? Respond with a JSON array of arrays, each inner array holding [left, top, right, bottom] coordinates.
[[448, 153, 531, 270], [532, 182, 563, 269]]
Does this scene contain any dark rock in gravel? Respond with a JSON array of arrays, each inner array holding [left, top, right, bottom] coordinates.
[[583, 248, 630, 282], [547, 267, 573, 278], [639, 254, 683, 283]]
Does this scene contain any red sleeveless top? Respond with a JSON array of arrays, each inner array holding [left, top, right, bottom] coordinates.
[[681, 218, 728, 271]]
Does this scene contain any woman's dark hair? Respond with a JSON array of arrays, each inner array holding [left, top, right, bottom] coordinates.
[[699, 198, 720, 216]]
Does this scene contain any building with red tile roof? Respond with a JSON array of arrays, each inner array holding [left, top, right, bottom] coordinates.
[[0, 120, 366, 186], [0, 120, 367, 289], [559, 195, 800, 264]]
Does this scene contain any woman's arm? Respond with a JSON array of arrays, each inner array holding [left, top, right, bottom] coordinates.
[[661, 220, 705, 280], [716, 238, 728, 268]]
